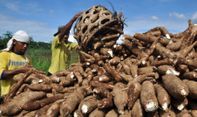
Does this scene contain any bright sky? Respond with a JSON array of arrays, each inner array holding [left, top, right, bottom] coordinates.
[[0, 0, 197, 43]]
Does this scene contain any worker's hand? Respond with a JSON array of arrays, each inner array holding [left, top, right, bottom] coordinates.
[[70, 44, 80, 50], [19, 65, 33, 73], [0, 65, 34, 80]]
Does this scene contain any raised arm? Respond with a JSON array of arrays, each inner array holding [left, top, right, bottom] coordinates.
[[58, 12, 82, 42]]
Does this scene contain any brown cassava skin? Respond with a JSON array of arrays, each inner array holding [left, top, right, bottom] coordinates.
[[183, 71, 197, 80], [93, 41, 102, 50], [177, 64, 189, 74], [79, 51, 95, 63], [130, 64, 138, 78], [15, 110, 29, 117], [98, 94, 113, 109], [119, 110, 132, 117], [140, 81, 158, 112], [187, 49, 197, 59], [47, 100, 64, 117], [158, 37, 170, 46], [166, 37, 183, 51], [120, 73, 134, 82], [46, 102, 60, 117], [138, 38, 158, 66], [104, 63, 122, 81], [74, 95, 90, 117], [74, 110, 84, 117], [130, 47, 146, 59], [93, 86, 110, 98], [27, 84, 52, 92], [176, 109, 192, 117], [73, 71, 83, 85], [147, 27, 170, 36], [6, 71, 32, 100], [105, 109, 118, 117], [104, 40, 116, 48], [51, 70, 69, 78], [157, 65, 177, 75], [69, 63, 84, 74], [22, 111, 37, 117], [131, 99, 144, 117], [90, 80, 114, 90], [191, 110, 197, 117], [80, 96, 97, 114], [151, 58, 173, 66], [50, 83, 65, 93], [22, 101, 41, 111], [89, 108, 105, 117], [60, 87, 86, 117], [22, 94, 63, 111], [60, 72, 76, 87], [155, 43, 176, 59], [102, 34, 120, 42], [145, 30, 161, 37], [112, 82, 128, 114], [97, 67, 106, 76], [159, 109, 176, 117], [34, 104, 51, 117], [124, 58, 138, 75], [138, 66, 154, 75], [135, 72, 158, 83], [16, 84, 28, 95], [134, 33, 158, 43], [92, 52, 104, 64], [93, 75, 110, 82], [154, 83, 170, 111], [183, 79, 197, 99], [127, 81, 141, 109], [0, 91, 46, 116], [99, 48, 113, 57], [122, 38, 134, 50], [121, 62, 131, 75], [109, 56, 121, 65], [185, 59, 197, 69], [162, 74, 189, 100], [176, 41, 197, 58]]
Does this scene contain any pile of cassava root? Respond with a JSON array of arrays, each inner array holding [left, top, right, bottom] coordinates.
[[1, 6, 197, 117]]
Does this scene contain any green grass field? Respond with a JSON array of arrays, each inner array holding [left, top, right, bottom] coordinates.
[[27, 48, 51, 73], [27, 48, 79, 73]]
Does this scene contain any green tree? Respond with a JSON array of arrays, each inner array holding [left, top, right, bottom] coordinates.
[[0, 31, 13, 49]]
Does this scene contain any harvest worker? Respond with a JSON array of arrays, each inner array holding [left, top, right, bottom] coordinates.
[[0, 30, 32, 102], [48, 12, 82, 75]]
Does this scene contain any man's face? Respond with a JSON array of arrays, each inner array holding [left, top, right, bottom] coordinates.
[[13, 40, 29, 55], [63, 35, 69, 43]]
